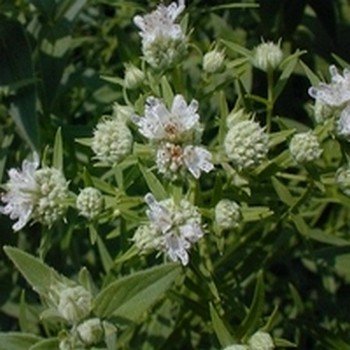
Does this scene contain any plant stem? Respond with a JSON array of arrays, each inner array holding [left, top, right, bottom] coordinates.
[[266, 68, 274, 132]]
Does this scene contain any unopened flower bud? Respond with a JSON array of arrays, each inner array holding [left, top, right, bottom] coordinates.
[[77, 318, 104, 345], [224, 120, 268, 170], [33, 168, 69, 227], [215, 199, 241, 230], [248, 331, 274, 350], [335, 165, 350, 196], [253, 41, 283, 71], [124, 64, 144, 89], [92, 118, 133, 165], [336, 105, 350, 140], [313, 99, 334, 124], [203, 49, 225, 73], [76, 187, 103, 220], [132, 224, 161, 253], [58, 286, 92, 323], [289, 132, 322, 164], [112, 103, 134, 123]]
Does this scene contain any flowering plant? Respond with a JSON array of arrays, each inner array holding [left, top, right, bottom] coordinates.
[[0, 1, 350, 349]]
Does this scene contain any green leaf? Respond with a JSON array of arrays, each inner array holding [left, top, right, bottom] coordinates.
[[96, 235, 114, 274], [29, 338, 59, 350], [242, 207, 274, 222], [237, 271, 265, 338], [3, 246, 61, 295], [52, 128, 63, 170], [93, 263, 181, 321], [221, 39, 252, 58], [268, 129, 295, 148], [0, 16, 39, 150], [274, 50, 305, 101], [0, 333, 42, 350], [139, 164, 168, 200], [29, 0, 56, 19], [160, 76, 174, 108], [209, 303, 235, 347], [299, 60, 321, 85], [271, 177, 295, 206], [274, 338, 297, 348]]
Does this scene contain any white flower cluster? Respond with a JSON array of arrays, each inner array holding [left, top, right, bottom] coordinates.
[[309, 65, 350, 139], [92, 116, 133, 165], [289, 131, 322, 164], [253, 41, 283, 72], [224, 118, 269, 171], [132, 94, 214, 179], [0, 154, 69, 231], [133, 193, 204, 265], [134, 0, 187, 69]]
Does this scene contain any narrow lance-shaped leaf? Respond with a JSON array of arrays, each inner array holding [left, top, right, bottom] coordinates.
[[93, 263, 181, 321], [237, 271, 265, 338], [0, 16, 39, 150], [210, 303, 236, 347], [0, 333, 42, 350]]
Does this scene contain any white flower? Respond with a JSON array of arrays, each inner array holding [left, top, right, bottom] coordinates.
[[144, 193, 204, 265], [132, 95, 200, 142], [183, 145, 214, 178], [336, 105, 350, 140], [134, 1, 186, 69], [134, 1, 185, 45], [309, 65, 350, 107], [0, 154, 39, 231], [156, 143, 214, 179], [1, 155, 70, 230]]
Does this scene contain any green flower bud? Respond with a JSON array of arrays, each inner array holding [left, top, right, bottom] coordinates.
[[289, 132, 322, 164], [77, 318, 104, 345], [112, 103, 134, 123], [335, 165, 350, 196], [248, 331, 274, 350], [313, 99, 334, 124], [58, 286, 92, 323], [226, 109, 248, 130], [215, 199, 241, 230], [33, 168, 69, 227], [203, 49, 225, 73], [223, 346, 248, 350], [124, 64, 144, 89], [224, 120, 269, 170], [92, 118, 133, 165], [132, 224, 161, 253], [76, 187, 103, 220], [253, 41, 283, 71]]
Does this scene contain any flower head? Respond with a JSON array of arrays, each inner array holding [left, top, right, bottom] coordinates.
[[248, 331, 275, 350], [215, 199, 241, 230], [335, 165, 350, 196], [289, 131, 322, 164], [0, 154, 39, 231], [77, 318, 104, 345], [92, 117, 133, 165], [58, 285, 92, 324], [0, 154, 70, 230], [76, 187, 104, 220], [132, 95, 199, 143], [224, 120, 268, 171], [139, 193, 204, 265], [253, 41, 283, 71], [309, 65, 350, 107], [203, 49, 225, 73], [134, 0, 186, 69], [124, 63, 145, 89]]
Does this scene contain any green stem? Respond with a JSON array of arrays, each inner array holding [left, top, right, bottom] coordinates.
[[266, 68, 274, 132]]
